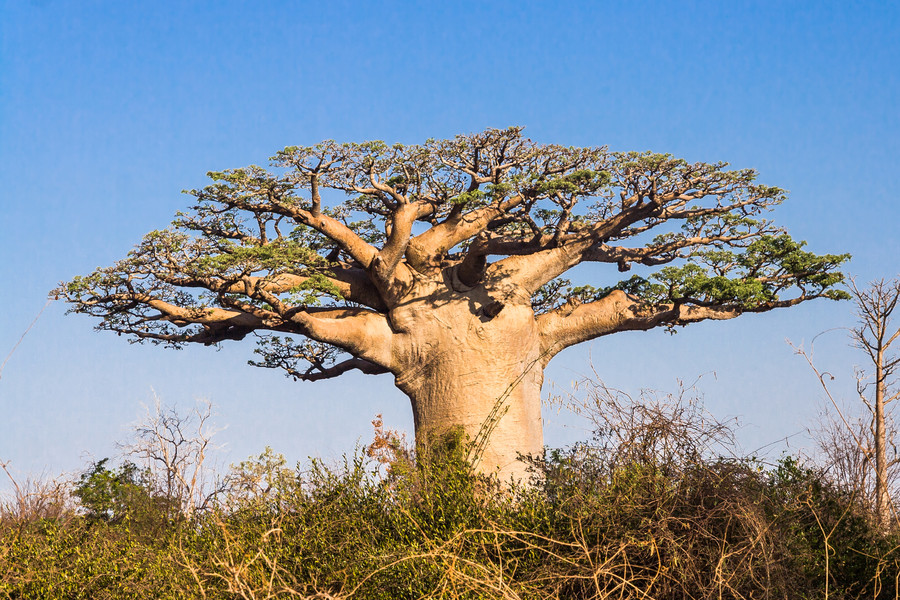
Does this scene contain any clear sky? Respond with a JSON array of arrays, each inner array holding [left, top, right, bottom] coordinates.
[[1, 1, 898, 487]]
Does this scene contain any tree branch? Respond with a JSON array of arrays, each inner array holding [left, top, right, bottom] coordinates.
[[407, 194, 530, 270], [536, 290, 809, 360], [158, 267, 387, 312], [205, 182, 380, 270], [298, 357, 390, 381], [287, 307, 396, 370], [484, 201, 666, 293]]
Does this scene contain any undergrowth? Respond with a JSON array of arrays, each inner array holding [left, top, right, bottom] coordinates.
[[2, 385, 899, 599]]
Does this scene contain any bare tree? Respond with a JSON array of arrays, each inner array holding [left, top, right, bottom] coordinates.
[[796, 277, 900, 529], [849, 278, 900, 528], [56, 127, 849, 479], [121, 395, 221, 516], [810, 401, 900, 514]]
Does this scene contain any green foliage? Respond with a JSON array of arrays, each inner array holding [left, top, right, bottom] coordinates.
[[73, 459, 150, 523], [285, 272, 344, 305], [72, 459, 176, 533], [194, 238, 328, 276], [596, 235, 851, 309], [0, 521, 188, 599], [533, 168, 611, 196]]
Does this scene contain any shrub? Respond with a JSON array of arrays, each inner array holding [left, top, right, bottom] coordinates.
[[3, 388, 899, 599]]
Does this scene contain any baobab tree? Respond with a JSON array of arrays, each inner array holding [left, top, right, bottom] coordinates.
[[57, 128, 849, 480]]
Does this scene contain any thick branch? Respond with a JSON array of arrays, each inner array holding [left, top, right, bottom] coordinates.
[[371, 203, 425, 293], [537, 291, 739, 359], [99, 293, 267, 329], [582, 230, 765, 271], [536, 290, 819, 360], [407, 194, 529, 270], [485, 202, 666, 293], [290, 205, 379, 268], [486, 238, 593, 295], [300, 357, 390, 381], [217, 189, 380, 270], [288, 307, 396, 370], [158, 267, 387, 312], [81, 286, 397, 369]]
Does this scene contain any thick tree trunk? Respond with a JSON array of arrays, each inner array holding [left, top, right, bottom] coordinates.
[[390, 275, 545, 482], [397, 355, 545, 482]]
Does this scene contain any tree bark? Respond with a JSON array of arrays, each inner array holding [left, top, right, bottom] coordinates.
[[389, 273, 545, 482]]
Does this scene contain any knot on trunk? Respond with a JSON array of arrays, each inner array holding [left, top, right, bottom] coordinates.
[[481, 300, 505, 319], [447, 264, 477, 293]]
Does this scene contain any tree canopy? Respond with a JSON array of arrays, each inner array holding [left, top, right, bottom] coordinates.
[[58, 127, 849, 381]]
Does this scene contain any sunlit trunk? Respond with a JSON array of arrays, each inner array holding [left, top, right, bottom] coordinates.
[[391, 279, 545, 481]]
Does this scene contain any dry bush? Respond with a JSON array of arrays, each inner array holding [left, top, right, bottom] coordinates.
[[811, 402, 900, 514], [177, 385, 807, 599], [553, 374, 738, 470], [121, 394, 223, 517], [0, 462, 74, 526]]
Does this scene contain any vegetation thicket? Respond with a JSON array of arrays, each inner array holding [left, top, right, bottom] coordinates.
[[2, 383, 898, 599]]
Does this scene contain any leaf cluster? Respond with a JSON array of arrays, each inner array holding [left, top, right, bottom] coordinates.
[[598, 236, 848, 310]]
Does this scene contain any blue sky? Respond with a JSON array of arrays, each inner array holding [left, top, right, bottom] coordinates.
[[1, 1, 898, 486]]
